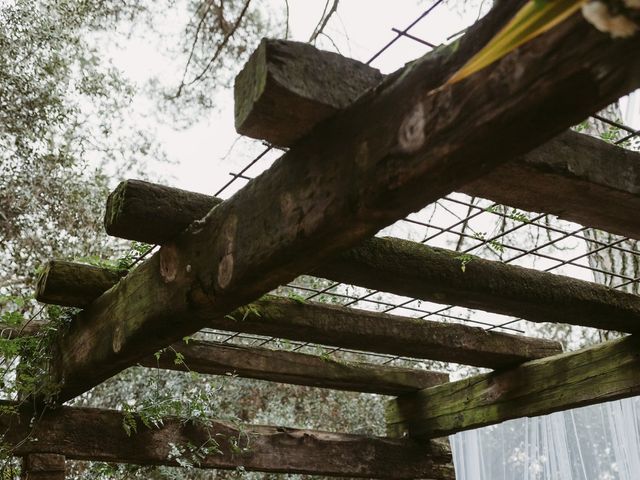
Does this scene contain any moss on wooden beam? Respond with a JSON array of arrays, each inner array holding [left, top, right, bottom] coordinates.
[[3, 404, 454, 478], [233, 39, 640, 240], [105, 180, 223, 245], [386, 335, 640, 438], [142, 339, 449, 395], [234, 38, 383, 147], [106, 183, 640, 333], [35, 260, 562, 369], [35, 260, 125, 308], [52, 3, 640, 403], [1, 319, 449, 395]]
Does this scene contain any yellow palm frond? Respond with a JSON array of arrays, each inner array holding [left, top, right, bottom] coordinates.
[[447, 0, 586, 85]]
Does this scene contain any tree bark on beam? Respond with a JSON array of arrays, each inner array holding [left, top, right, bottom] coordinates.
[[105, 184, 640, 333], [386, 335, 640, 439], [234, 38, 640, 240], [50, 2, 640, 403], [4, 404, 454, 478], [35, 260, 562, 368]]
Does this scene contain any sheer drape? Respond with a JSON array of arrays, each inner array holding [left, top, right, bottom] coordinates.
[[452, 396, 640, 480]]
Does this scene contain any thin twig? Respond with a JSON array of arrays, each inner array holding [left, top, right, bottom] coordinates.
[[308, 0, 340, 44], [175, 0, 217, 98], [284, 0, 290, 39], [183, 0, 253, 90]]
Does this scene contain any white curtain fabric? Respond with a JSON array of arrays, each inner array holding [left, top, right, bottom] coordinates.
[[451, 396, 640, 480]]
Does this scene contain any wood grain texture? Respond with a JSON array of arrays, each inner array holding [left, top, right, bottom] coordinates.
[[142, 339, 448, 395], [4, 404, 454, 478], [35, 260, 125, 308], [51, 2, 640, 403], [34, 260, 562, 368], [386, 335, 640, 438], [234, 38, 383, 147], [1, 320, 448, 395], [233, 39, 640, 240], [107, 184, 640, 333]]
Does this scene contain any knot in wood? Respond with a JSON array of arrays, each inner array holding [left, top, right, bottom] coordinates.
[[159, 244, 179, 283], [397, 103, 426, 154]]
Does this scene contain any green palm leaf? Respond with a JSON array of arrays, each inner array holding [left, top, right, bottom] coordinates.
[[448, 0, 586, 84]]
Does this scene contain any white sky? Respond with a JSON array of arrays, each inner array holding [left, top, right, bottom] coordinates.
[[108, 1, 485, 195]]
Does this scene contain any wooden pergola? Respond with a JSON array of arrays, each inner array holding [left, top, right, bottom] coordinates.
[[7, 1, 640, 477]]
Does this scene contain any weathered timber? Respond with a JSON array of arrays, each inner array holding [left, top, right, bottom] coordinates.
[[142, 339, 449, 395], [386, 335, 640, 439], [234, 38, 384, 147], [35, 260, 562, 368], [0, 321, 448, 395], [35, 261, 125, 308], [234, 39, 640, 239], [105, 185, 640, 333], [105, 180, 222, 245], [463, 130, 640, 239], [318, 237, 640, 333], [3, 404, 454, 478], [22, 454, 65, 480], [51, 2, 640, 403]]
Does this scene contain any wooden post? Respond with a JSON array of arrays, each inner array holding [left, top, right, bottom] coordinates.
[[22, 454, 65, 480]]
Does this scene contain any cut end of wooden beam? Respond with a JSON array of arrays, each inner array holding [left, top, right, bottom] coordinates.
[[104, 179, 221, 244], [234, 38, 384, 147], [35, 260, 125, 309]]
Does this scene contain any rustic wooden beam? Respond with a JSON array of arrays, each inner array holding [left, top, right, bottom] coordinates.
[[35, 261, 125, 309], [22, 453, 65, 480], [142, 339, 449, 395], [35, 260, 562, 368], [0, 320, 448, 395], [3, 404, 454, 478], [386, 335, 640, 439], [51, 3, 640, 403], [234, 39, 384, 147], [234, 39, 640, 240], [319, 237, 640, 333], [105, 185, 640, 333], [105, 180, 223, 245]]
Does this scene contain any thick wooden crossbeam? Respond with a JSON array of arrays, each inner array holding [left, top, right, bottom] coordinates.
[[235, 39, 640, 240], [386, 335, 640, 438], [142, 339, 448, 395], [1, 319, 448, 395], [35, 260, 125, 308], [50, 2, 640, 403], [4, 404, 454, 478], [36, 260, 562, 368], [105, 184, 640, 333]]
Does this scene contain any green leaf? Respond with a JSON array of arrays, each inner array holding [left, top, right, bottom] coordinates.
[[448, 0, 585, 84]]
